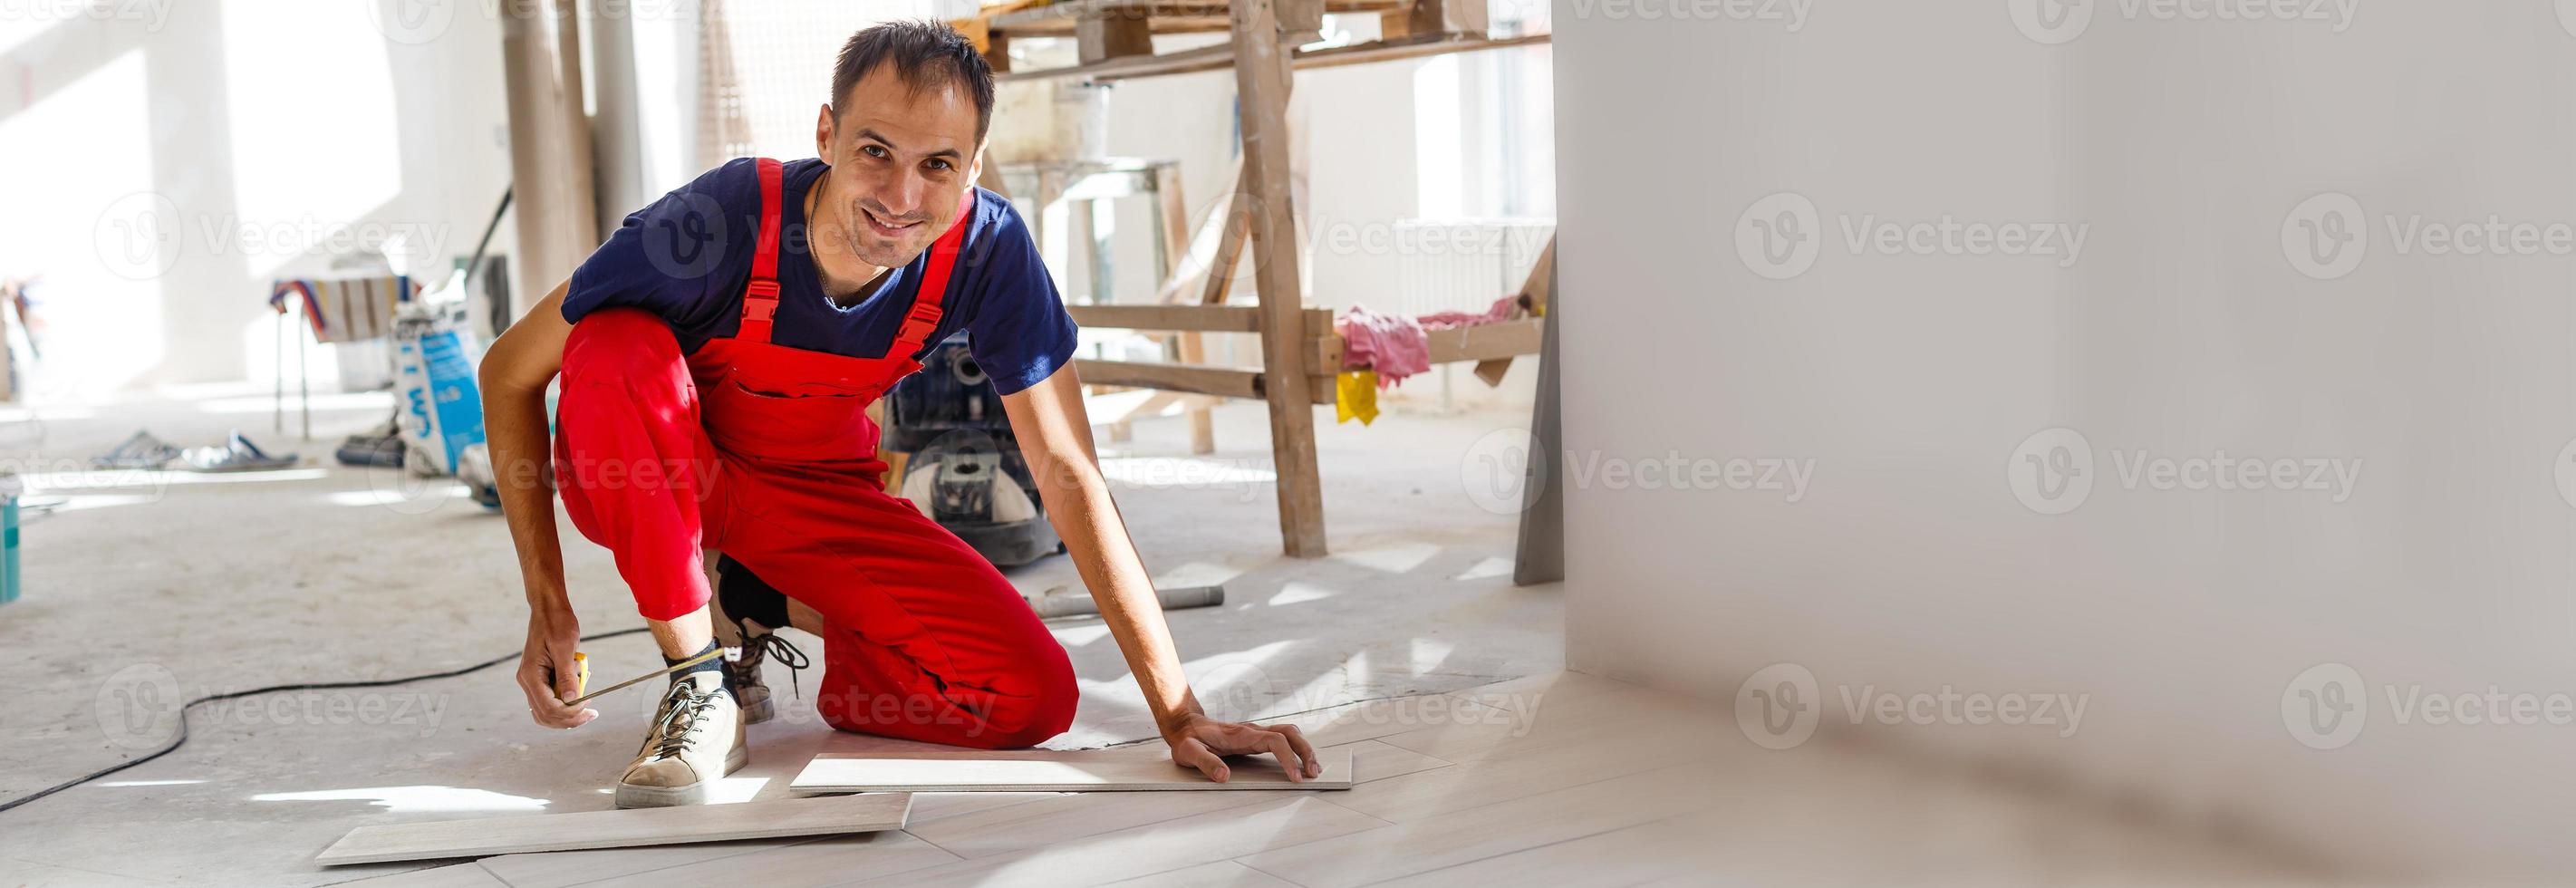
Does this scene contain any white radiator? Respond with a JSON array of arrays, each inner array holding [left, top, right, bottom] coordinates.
[[1392, 218, 1556, 318]]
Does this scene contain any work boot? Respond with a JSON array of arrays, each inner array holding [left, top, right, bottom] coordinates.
[[721, 631, 809, 725], [613, 671, 746, 808]]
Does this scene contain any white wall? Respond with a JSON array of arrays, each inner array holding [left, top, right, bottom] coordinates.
[[1558, 1, 2576, 878], [0, 0, 514, 396]]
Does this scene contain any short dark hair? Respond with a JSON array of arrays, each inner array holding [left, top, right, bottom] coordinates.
[[831, 20, 996, 141]]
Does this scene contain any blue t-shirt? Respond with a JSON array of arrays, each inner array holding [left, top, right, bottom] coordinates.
[[563, 158, 1077, 395]]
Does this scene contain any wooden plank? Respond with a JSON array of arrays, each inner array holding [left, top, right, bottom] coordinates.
[[1424, 318, 1543, 364], [987, 0, 1405, 34], [1001, 33, 1552, 83], [1159, 161, 1219, 454], [1077, 13, 1156, 63], [1234, 0, 1327, 557], [1399, 0, 1488, 38], [1077, 361, 1263, 400], [314, 793, 914, 866], [1311, 333, 1345, 372], [1278, 0, 1326, 36], [1152, 163, 1192, 294], [1472, 234, 1552, 383], [1520, 234, 1556, 313], [1200, 165, 1256, 305], [789, 748, 1351, 794], [1070, 304, 1262, 333]]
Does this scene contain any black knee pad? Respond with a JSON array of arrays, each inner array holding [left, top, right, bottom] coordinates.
[[716, 554, 792, 632]]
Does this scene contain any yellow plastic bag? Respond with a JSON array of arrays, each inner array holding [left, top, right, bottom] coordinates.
[[1336, 371, 1379, 425]]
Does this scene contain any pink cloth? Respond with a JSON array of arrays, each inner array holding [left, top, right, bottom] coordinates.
[[1336, 296, 1524, 389], [1336, 306, 1429, 389], [1418, 294, 1520, 330]]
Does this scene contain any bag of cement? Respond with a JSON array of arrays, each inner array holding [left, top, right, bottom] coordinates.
[[393, 272, 487, 477]]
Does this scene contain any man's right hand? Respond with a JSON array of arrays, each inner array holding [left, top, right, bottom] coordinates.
[[519, 607, 597, 729], [486, 280, 591, 729]]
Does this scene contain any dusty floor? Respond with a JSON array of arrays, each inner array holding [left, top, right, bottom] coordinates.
[[0, 386, 1558, 886]]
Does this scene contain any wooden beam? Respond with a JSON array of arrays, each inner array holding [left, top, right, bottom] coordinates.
[[1399, 0, 1487, 38], [1157, 162, 1216, 454], [1474, 234, 1554, 384], [1000, 33, 1551, 83], [1520, 235, 1556, 313], [1311, 333, 1345, 371], [1076, 12, 1155, 63], [1077, 361, 1264, 400], [1070, 304, 1261, 332], [1069, 304, 1332, 336], [1233, 0, 1327, 556], [1426, 318, 1544, 364], [985, 0, 1406, 34]]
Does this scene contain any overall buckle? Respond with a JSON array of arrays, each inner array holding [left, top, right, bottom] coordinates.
[[742, 280, 780, 322]]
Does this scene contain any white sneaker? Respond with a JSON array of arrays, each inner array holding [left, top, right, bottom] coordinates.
[[614, 671, 747, 807]]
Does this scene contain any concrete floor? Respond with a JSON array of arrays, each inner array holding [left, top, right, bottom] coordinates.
[[0, 385, 1559, 886]]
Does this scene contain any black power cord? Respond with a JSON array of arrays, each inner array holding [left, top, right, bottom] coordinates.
[[0, 626, 650, 815]]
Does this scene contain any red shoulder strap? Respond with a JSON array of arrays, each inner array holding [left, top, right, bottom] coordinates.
[[889, 188, 979, 359], [736, 158, 786, 344]]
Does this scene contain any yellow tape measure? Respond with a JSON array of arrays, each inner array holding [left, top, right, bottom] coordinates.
[[557, 647, 725, 708]]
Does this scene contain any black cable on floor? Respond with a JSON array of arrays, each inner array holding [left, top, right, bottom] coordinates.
[[0, 625, 651, 815]]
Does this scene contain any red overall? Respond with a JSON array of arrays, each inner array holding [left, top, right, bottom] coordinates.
[[554, 158, 1076, 748]]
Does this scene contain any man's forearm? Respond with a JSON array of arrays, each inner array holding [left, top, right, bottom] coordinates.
[[1032, 452, 1203, 735], [485, 380, 571, 614]]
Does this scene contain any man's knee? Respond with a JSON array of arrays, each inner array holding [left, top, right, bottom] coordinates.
[[561, 308, 682, 386], [969, 648, 1078, 749]]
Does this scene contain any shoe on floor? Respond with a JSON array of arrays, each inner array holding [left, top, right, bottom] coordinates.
[[92, 430, 181, 469], [181, 430, 298, 473], [614, 671, 747, 808]]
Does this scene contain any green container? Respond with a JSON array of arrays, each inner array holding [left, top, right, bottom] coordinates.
[[0, 474, 19, 604]]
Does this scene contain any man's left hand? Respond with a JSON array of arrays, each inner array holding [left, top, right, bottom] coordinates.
[[1164, 713, 1324, 784]]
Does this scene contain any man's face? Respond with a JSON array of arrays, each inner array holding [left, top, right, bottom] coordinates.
[[815, 64, 982, 268]]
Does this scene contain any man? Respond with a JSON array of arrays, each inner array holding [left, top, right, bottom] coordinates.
[[480, 20, 1319, 807]]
